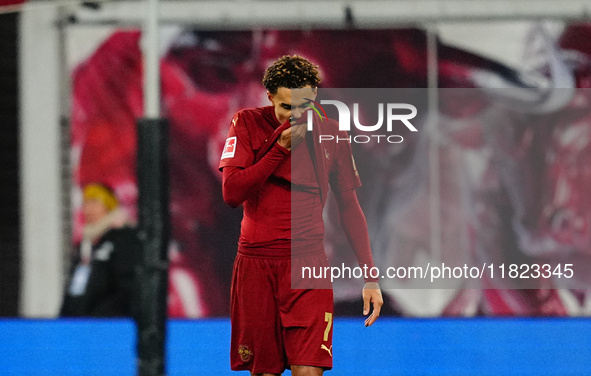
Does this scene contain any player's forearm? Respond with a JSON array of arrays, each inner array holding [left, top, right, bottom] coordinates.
[[222, 144, 289, 207], [339, 206, 375, 268], [335, 190, 378, 282]]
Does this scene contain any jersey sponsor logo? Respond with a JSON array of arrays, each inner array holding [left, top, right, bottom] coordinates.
[[221, 136, 237, 160], [238, 345, 253, 362], [320, 344, 333, 357]]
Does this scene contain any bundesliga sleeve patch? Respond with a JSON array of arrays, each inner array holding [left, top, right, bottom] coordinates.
[[221, 136, 237, 160]]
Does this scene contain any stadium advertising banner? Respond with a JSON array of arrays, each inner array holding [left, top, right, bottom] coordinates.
[[70, 26, 591, 318]]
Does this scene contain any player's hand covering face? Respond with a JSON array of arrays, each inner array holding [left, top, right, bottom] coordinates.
[[277, 123, 307, 151]]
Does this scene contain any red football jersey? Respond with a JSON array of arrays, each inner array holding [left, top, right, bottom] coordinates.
[[219, 106, 361, 256]]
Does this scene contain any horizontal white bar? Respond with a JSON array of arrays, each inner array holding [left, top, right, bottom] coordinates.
[[69, 0, 591, 28]]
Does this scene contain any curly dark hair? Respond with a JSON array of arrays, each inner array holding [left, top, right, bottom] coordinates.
[[262, 55, 322, 94]]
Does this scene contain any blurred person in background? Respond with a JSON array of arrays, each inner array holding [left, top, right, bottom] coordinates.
[[60, 183, 139, 317]]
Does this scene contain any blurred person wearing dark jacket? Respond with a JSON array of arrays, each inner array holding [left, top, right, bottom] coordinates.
[[60, 183, 139, 317]]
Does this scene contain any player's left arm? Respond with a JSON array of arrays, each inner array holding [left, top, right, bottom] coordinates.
[[333, 188, 383, 326]]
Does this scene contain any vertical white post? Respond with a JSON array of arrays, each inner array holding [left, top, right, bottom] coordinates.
[[19, 5, 63, 317], [57, 3, 73, 305], [143, 0, 160, 118], [427, 25, 441, 263]]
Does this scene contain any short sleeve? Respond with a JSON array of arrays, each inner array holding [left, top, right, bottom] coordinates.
[[218, 112, 254, 170], [329, 132, 362, 192]]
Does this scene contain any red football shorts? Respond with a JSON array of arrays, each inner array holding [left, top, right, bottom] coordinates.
[[230, 252, 334, 373]]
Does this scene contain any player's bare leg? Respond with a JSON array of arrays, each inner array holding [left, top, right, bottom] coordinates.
[[291, 365, 323, 376]]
